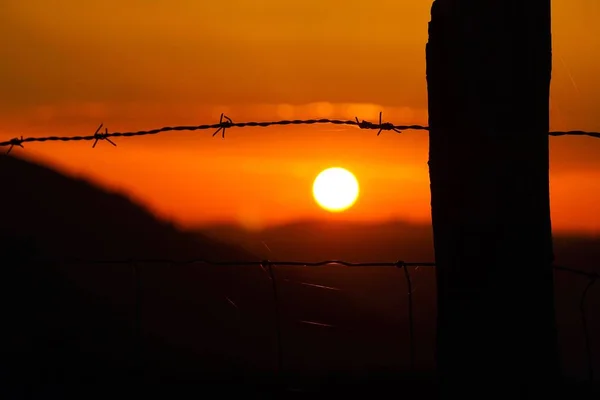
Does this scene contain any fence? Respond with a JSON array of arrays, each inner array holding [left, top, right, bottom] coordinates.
[[2, 114, 599, 382], [42, 257, 597, 382], [2, 112, 600, 153]]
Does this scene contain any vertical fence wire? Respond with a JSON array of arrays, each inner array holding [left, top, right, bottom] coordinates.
[[402, 264, 416, 372], [265, 262, 284, 380]]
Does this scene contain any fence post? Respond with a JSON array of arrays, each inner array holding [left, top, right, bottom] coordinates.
[[426, 0, 560, 395]]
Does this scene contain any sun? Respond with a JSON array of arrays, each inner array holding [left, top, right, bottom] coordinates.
[[312, 167, 360, 212]]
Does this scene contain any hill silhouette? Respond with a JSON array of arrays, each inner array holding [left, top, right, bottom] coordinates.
[[199, 219, 435, 262], [0, 154, 258, 261], [197, 218, 600, 269], [0, 155, 277, 395]]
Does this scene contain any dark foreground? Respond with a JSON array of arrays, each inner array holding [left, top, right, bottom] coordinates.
[[2, 373, 599, 399]]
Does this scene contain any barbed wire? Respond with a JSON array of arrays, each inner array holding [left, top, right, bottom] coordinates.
[[45, 257, 598, 381], [2, 112, 599, 153]]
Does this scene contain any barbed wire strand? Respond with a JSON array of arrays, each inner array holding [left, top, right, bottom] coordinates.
[[2, 113, 600, 152], [49, 258, 598, 382]]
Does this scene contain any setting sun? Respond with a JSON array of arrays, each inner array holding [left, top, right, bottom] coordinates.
[[312, 167, 360, 212]]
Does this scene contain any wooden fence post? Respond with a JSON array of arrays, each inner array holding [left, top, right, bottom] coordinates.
[[426, 0, 560, 395]]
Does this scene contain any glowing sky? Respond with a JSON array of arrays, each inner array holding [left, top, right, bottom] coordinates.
[[1, 0, 599, 233]]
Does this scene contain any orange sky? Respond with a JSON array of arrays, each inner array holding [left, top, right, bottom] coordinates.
[[1, 0, 600, 233]]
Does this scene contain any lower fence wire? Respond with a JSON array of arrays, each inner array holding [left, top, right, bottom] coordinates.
[[57, 258, 596, 385], [260, 262, 416, 384]]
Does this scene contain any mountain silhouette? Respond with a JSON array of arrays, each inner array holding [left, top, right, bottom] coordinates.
[[0, 155, 277, 394], [0, 154, 258, 261], [197, 219, 600, 269], [199, 219, 435, 262]]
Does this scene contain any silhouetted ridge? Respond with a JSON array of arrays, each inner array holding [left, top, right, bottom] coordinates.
[[0, 154, 254, 260], [197, 219, 435, 262], [0, 155, 276, 391]]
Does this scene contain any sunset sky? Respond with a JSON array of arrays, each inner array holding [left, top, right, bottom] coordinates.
[[1, 0, 600, 233]]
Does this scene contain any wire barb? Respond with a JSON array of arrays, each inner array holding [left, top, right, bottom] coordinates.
[[92, 123, 117, 148], [212, 113, 233, 139], [355, 112, 403, 136], [6, 136, 24, 154]]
